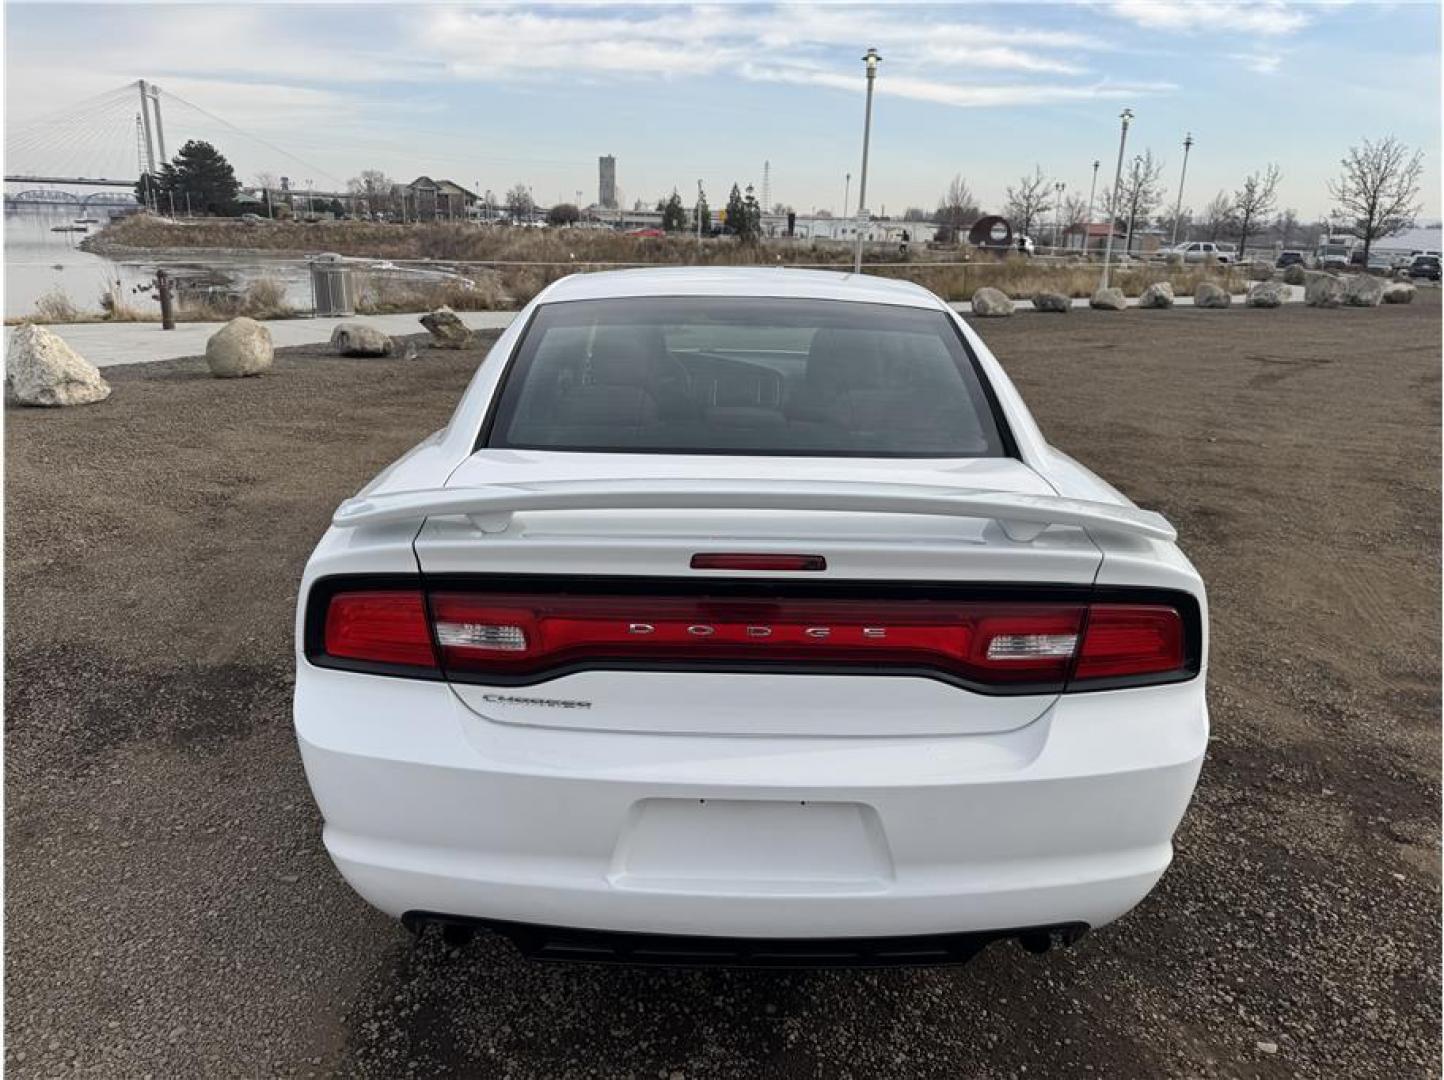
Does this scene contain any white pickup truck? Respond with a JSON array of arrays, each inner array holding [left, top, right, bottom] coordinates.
[[1154, 241, 1234, 264]]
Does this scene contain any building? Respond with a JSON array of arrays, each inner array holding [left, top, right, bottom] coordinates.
[[598, 155, 617, 210], [1062, 222, 1123, 253], [398, 177, 477, 222]]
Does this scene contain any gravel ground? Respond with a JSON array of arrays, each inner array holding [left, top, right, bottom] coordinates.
[[6, 297, 1440, 1077]]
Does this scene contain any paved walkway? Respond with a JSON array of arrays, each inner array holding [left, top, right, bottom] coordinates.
[[6, 287, 1303, 369]]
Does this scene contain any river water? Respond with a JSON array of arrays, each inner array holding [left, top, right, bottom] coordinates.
[[4, 206, 314, 320]]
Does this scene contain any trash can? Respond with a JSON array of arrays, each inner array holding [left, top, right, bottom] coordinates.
[[310, 256, 355, 317]]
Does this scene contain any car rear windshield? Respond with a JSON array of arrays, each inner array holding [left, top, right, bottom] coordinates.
[[484, 296, 1009, 457]]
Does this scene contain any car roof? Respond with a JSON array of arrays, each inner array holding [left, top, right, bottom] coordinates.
[[534, 266, 948, 310]]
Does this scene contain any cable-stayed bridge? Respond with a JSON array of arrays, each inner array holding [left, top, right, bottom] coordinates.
[[5, 79, 342, 195]]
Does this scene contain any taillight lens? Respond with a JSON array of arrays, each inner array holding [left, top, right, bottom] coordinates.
[[1073, 604, 1185, 682], [322, 590, 436, 669], [311, 585, 1195, 691]]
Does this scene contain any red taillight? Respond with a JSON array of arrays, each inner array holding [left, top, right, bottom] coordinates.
[[1074, 604, 1185, 681], [690, 553, 828, 572], [322, 590, 436, 668], [313, 585, 1194, 691]]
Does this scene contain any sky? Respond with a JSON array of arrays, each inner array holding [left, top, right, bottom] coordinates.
[[4, 1, 1441, 223]]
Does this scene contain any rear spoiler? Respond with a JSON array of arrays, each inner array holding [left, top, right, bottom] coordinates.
[[331, 479, 1176, 544]]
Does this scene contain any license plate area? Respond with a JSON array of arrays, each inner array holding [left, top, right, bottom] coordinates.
[[610, 798, 894, 894]]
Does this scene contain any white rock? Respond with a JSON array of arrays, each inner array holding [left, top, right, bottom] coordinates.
[[205, 317, 273, 378], [1342, 273, 1385, 307], [329, 322, 394, 357], [1194, 282, 1231, 308], [1138, 282, 1175, 309], [1032, 291, 1070, 313], [970, 287, 1013, 317], [5, 323, 111, 407], [1246, 281, 1290, 308], [1089, 287, 1127, 311], [1305, 272, 1343, 308], [1383, 282, 1416, 304]]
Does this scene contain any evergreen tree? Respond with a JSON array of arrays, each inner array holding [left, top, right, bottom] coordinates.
[[660, 190, 687, 232], [168, 141, 241, 215], [724, 183, 746, 237], [696, 192, 711, 235]]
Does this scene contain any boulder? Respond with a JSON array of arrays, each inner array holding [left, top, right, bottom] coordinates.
[[1282, 263, 1307, 286], [1089, 287, 1127, 311], [419, 306, 472, 349], [1247, 262, 1274, 281], [1194, 281, 1232, 308], [970, 287, 1013, 317], [205, 316, 273, 378], [5, 323, 111, 407], [1304, 272, 1343, 308], [1246, 281, 1290, 308], [1138, 282, 1175, 309], [1383, 282, 1416, 305], [1031, 290, 1070, 313], [1342, 273, 1385, 307], [329, 322, 394, 357]]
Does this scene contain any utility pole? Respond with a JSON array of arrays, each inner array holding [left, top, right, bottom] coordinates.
[[853, 47, 881, 274], [1170, 133, 1195, 247], [842, 173, 851, 241], [696, 179, 704, 241], [1100, 109, 1133, 291]]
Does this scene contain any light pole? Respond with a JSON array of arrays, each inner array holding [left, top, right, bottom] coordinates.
[[1099, 108, 1133, 291], [1053, 181, 1065, 251], [696, 179, 705, 241], [1085, 159, 1100, 255], [842, 172, 851, 242], [1170, 133, 1194, 247], [852, 47, 881, 273]]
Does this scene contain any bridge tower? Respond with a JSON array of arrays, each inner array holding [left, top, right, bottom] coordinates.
[[136, 79, 166, 173]]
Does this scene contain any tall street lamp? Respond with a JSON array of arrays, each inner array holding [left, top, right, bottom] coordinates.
[[842, 172, 851, 242], [1086, 159, 1099, 226], [853, 47, 881, 274], [1170, 133, 1195, 247], [1099, 108, 1133, 291], [1053, 181, 1065, 251]]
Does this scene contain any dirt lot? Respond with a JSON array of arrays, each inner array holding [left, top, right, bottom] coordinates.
[[6, 296, 1440, 1077]]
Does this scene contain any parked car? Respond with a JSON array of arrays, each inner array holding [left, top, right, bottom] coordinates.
[[626, 227, 666, 238], [295, 268, 1209, 967], [1365, 251, 1394, 274], [1157, 241, 1234, 264], [1275, 250, 1306, 269], [1409, 254, 1441, 281]]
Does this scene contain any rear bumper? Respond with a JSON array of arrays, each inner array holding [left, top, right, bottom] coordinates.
[[296, 667, 1206, 940]]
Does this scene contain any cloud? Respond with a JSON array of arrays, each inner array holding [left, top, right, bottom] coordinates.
[[1107, 0, 1311, 36], [1230, 51, 1284, 75]]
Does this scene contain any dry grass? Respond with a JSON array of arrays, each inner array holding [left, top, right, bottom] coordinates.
[[31, 287, 82, 322], [355, 271, 509, 315]]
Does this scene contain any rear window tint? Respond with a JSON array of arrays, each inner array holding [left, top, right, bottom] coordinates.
[[485, 297, 1009, 458]]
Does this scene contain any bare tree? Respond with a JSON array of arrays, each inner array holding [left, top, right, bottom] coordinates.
[[1002, 166, 1052, 241], [506, 183, 536, 222], [1059, 192, 1089, 233], [347, 169, 394, 216], [934, 174, 980, 240], [1232, 164, 1280, 258], [1201, 190, 1235, 242], [1155, 206, 1193, 244], [1273, 208, 1300, 249], [1328, 136, 1424, 262], [1102, 150, 1165, 254], [254, 171, 278, 192]]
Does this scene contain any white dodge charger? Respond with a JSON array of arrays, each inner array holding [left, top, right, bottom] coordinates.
[[294, 267, 1207, 967]]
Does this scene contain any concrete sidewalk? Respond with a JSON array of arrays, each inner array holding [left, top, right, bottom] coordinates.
[[5, 286, 1304, 369], [1, 311, 516, 369]]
